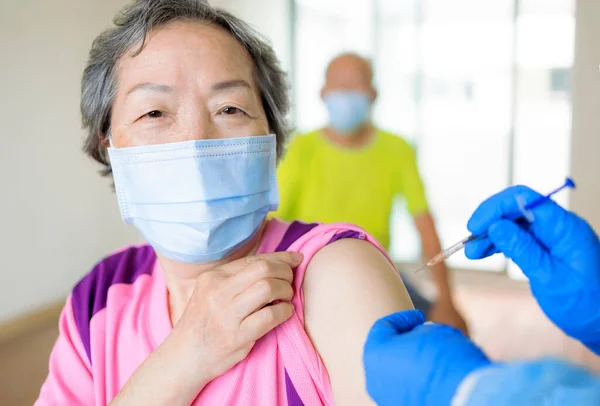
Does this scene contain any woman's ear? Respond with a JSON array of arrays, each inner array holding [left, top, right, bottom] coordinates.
[[100, 133, 110, 148]]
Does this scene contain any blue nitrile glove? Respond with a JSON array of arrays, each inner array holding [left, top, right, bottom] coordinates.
[[363, 310, 490, 406], [466, 185, 600, 354], [454, 358, 600, 406]]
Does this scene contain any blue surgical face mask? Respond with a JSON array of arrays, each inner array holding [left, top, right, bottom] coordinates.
[[324, 91, 371, 133], [107, 134, 279, 263]]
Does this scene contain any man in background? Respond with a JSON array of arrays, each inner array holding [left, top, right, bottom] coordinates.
[[275, 53, 467, 332]]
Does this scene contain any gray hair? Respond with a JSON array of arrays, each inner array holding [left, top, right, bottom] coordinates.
[[81, 0, 291, 176]]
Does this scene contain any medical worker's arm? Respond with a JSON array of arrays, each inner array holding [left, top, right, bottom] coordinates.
[[35, 296, 94, 405], [363, 310, 600, 406], [303, 238, 414, 406], [454, 358, 600, 406], [466, 186, 600, 354]]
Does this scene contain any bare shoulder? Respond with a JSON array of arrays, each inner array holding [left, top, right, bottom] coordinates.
[[303, 238, 413, 405], [304, 238, 412, 311]]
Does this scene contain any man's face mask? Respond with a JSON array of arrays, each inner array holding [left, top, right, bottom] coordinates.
[[324, 91, 371, 133]]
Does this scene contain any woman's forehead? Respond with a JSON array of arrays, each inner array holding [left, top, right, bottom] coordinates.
[[117, 21, 257, 91]]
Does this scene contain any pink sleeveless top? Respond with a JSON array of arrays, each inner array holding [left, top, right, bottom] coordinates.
[[36, 219, 390, 405]]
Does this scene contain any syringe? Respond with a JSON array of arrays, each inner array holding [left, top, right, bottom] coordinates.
[[413, 177, 576, 273]]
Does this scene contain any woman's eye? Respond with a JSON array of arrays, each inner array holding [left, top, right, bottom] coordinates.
[[220, 106, 245, 115], [145, 110, 164, 119]]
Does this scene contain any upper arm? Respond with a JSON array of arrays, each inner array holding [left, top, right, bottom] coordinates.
[[35, 296, 94, 405], [303, 238, 414, 406], [397, 143, 428, 216]]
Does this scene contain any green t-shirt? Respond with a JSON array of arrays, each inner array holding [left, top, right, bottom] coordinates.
[[274, 128, 429, 249]]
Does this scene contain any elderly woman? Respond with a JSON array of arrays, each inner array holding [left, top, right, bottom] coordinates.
[[35, 1, 413, 405]]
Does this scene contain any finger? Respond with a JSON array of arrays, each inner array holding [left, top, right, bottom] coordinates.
[[529, 205, 598, 259], [220, 251, 302, 279], [233, 278, 294, 320], [230, 257, 295, 293], [240, 301, 294, 342], [230, 251, 304, 272], [464, 236, 500, 260], [488, 219, 553, 282], [365, 310, 426, 346], [466, 185, 578, 253], [467, 186, 543, 235]]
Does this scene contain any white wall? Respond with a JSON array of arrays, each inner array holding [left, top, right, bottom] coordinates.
[[0, 0, 290, 325], [571, 0, 600, 233], [0, 0, 291, 324], [0, 0, 140, 323]]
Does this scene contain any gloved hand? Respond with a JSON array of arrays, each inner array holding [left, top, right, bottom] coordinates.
[[466, 185, 600, 354], [363, 310, 490, 406], [455, 358, 600, 406]]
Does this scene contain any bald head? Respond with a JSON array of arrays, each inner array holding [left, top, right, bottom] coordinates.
[[322, 52, 376, 102], [326, 53, 373, 83]]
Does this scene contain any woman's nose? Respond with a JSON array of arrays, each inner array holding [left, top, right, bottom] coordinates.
[[178, 106, 219, 141]]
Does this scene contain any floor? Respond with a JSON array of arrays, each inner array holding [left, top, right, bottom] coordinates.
[[455, 281, 600, 370], [0, 320, 58, 406], [1, 271, 599, 406]]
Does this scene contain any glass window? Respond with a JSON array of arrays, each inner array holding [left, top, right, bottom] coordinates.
[[294, 0, 375, 132], [509, 0, 575, 279], [292, 0, 574, 276], [412, 0, 514, 271], [373, 0, 419, 143]]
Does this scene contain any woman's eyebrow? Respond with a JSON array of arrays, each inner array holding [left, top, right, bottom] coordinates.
[[127, 83, 174, 96], [125, 80, 252, 98], [211, 79, 251, 93]]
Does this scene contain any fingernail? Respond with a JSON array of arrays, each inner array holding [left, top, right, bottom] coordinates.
[[292, 252, 304, 262]]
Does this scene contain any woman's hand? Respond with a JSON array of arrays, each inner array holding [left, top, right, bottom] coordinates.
[[171, 251, 303, 386], [110, 251, 303, 406]]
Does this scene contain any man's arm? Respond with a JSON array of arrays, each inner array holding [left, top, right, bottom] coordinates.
[[413, 212, 452, 299], [392, 141, 466, 331], [414, 212, 468, 333], [303, 238, 414, 405]]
